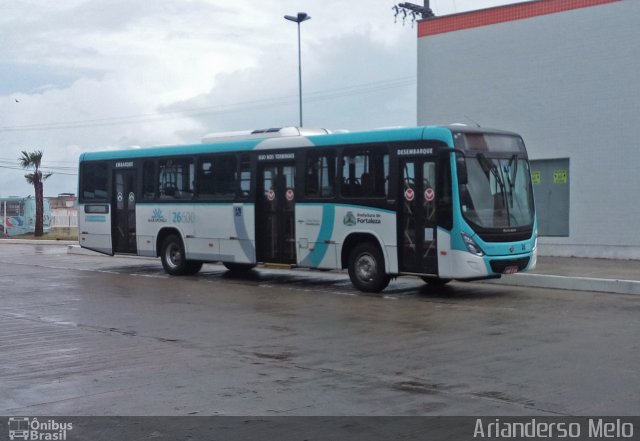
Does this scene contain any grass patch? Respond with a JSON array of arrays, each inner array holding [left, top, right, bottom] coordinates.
[[8, 228, 78, 241]]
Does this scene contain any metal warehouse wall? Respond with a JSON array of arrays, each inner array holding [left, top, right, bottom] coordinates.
[[417, 0, 640, 260]]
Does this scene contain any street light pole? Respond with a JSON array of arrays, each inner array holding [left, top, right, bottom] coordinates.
[[284, 12, 311, 128]]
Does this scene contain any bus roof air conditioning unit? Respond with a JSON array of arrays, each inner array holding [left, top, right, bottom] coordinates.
[[202, 127, 331, 144]]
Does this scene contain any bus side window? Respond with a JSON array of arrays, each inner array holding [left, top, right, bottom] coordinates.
[[341, 148, 388, 198], [305, 152, 336, 198], [142, 161, 156, 200], [197, 159, 215, 198], [197, 155, 237, 200], [159, 158, 194, 200], [238, 155, 251, 199], [81, 162, 108, 202], [212, 156, 236, 199]]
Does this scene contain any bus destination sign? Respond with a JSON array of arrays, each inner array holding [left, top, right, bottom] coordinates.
[[397, 148, 433, 156]]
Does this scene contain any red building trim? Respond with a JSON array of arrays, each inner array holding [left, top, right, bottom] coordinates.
[[418, 0, 622, 37]]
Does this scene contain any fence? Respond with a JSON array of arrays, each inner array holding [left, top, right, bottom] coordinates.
[[50, 208, 78, 228]]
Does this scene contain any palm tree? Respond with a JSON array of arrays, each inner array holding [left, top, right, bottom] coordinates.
[[18, 150, 52, 237]]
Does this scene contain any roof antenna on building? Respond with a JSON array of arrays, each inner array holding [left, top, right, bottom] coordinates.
[[464, 115, 482, 128]]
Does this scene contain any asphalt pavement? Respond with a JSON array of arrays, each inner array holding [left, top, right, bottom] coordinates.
[[2, 238, 639, 295], [1, 241, 639, 416]]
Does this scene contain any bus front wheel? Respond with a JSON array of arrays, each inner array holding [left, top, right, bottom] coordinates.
[[161, 234, 202, 276], [348, 242, 390, 293]]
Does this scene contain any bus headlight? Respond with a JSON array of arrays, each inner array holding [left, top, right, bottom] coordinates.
[[461, 232, 484, 256]]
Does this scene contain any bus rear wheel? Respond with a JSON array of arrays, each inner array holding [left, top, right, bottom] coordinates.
[[161, 234, 202, 276], [348, 242, 390, 293]]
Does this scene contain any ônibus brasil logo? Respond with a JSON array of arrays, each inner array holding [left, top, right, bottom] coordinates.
[[8, 417, 73, 441]]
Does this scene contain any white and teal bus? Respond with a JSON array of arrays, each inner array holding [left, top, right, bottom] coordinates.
[[78, 126, 537, 292], [1, 196, 51, 237]]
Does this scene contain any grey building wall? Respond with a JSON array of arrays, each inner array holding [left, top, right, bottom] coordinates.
[[417, 0, 640, 260]]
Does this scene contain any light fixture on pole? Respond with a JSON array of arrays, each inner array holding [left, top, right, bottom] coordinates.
[[393, 1, 434, 26], [284, 12, 311, 128]]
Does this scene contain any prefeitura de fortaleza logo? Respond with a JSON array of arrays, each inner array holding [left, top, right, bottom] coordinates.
[[7, 417, 73, 441]]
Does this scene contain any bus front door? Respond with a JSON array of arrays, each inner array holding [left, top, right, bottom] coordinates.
[[398, 158, 438, 275], [112, 169, 137, 254], [257, 163, 296, 264]]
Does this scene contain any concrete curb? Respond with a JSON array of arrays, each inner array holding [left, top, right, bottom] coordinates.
[[66, 244, 102, 256], [485, 273, 640, 295], [66, 244, 156, 261], [0, 239, 77, 246]]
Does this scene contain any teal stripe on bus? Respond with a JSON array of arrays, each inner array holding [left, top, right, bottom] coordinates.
[[309, 204, 336, 267]]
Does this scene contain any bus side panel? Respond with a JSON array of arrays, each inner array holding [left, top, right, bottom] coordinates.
[[135, 204, 157, 257], [191, 203, 256, 263], [436, 228, 453, 278], [136, 204, 196, 259], [296, 204, 339, 269], [217, 203, 256, 263], [78, 204, 113, 255], [333, 205, 399, 275]]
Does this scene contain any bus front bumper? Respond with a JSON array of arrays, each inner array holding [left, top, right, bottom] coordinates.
[[439, 248, 537, 280]]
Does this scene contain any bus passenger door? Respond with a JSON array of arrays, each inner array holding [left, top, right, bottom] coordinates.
[[256, 163, 296, 264], [398, 158, 438, 275], [112, 169, 137, 254]]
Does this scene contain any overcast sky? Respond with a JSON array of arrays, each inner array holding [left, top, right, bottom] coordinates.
[[0, 0, 518, 197]]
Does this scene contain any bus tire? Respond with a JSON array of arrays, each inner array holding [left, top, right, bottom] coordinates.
[[184, 261, 203, 275], [161, 234, 199, 276], [348, 242, 390, 293], [223, 262, 257, 272]]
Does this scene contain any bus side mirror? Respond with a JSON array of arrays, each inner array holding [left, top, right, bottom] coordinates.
[[456, 154, 468, 185]]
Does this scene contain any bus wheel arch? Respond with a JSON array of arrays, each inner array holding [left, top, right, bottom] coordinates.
[[156, 227, 182, 257], [158, 229, 202, 276], [341, 233, 390, 293]]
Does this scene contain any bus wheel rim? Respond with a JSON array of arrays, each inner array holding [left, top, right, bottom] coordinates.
[[355, 253, 376, 282], [167, 243, 182, 268]]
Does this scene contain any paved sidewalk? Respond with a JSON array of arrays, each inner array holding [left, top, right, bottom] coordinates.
[[490, 256, 640, 295]]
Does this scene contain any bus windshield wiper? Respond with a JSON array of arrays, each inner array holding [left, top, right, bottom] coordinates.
[[477, 153, 506, 194], [506, 154, 518, 189], [477, 152, 511, 224]]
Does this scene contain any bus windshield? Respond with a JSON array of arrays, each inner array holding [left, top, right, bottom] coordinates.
[[460, 153, 535, 229], [453, 131, 534, 230]]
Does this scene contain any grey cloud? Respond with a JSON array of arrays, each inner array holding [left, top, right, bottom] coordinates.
[[169, 32, 417, 136]]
